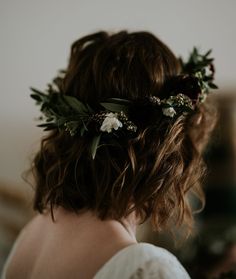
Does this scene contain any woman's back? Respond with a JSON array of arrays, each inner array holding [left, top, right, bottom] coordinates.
[[3, 208, 137, 279], [3, 208, 190, 279]]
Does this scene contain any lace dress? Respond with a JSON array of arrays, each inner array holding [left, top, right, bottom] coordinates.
[[94, 243, 191, 279]]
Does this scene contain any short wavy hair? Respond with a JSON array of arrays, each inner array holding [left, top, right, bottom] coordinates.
[[30, 31, 216, 234]]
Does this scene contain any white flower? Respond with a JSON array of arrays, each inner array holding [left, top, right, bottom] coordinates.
[[166, 98, 174, 106], [100, 112, 123, 133], [205, 65, 212, 76], [162, 107, 176, 118]]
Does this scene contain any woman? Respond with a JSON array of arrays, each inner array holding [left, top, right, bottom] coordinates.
[[2, 30, 217, 278]]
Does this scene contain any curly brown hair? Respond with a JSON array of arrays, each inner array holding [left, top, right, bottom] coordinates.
[[30, 31, 216, 234]]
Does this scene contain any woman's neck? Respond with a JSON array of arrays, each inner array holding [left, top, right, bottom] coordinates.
[[51, 207, 138, 244]]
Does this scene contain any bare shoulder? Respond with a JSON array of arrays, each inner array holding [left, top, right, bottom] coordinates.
[[3, 210, 138, 279], [11, 213, 47, 252], [3, 213, 47, 278]]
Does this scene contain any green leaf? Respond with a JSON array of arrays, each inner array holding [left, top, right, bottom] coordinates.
[[86, 104, 94, 113], [43, 126, 56, 131], [63, 95, 88, 114], [204, 49, 212, 57], [46, 117, 54, 122], [90, 134, 101, 159], [80, 126, 86, 136], [106, 98, 131, 104], [100, 102, 128, 113], [56, 118, 67, 126], [30, 94, 42, 102], [37, 123, 57, 130], [208, 82, 218, 89], [30, 87, 46, 97], [82, 120, 88, 131]]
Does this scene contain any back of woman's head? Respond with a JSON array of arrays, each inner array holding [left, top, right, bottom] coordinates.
[[31, 30, 216, 234]]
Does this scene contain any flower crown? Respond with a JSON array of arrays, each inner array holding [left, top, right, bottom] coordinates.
[[31, 47, 217, 159]]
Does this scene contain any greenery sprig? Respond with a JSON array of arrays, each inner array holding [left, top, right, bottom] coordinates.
[[179, 47, 218, 102], [30, 86, 136, 158]]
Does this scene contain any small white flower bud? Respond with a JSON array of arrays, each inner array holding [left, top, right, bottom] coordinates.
[[162, 107, 176, 118]]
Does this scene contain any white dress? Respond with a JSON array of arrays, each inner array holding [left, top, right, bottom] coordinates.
[[1, 242, 191, 279], [94, 243, 190, 279]]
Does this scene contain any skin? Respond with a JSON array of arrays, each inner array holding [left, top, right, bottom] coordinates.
[[5, 207, 138, 279]]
